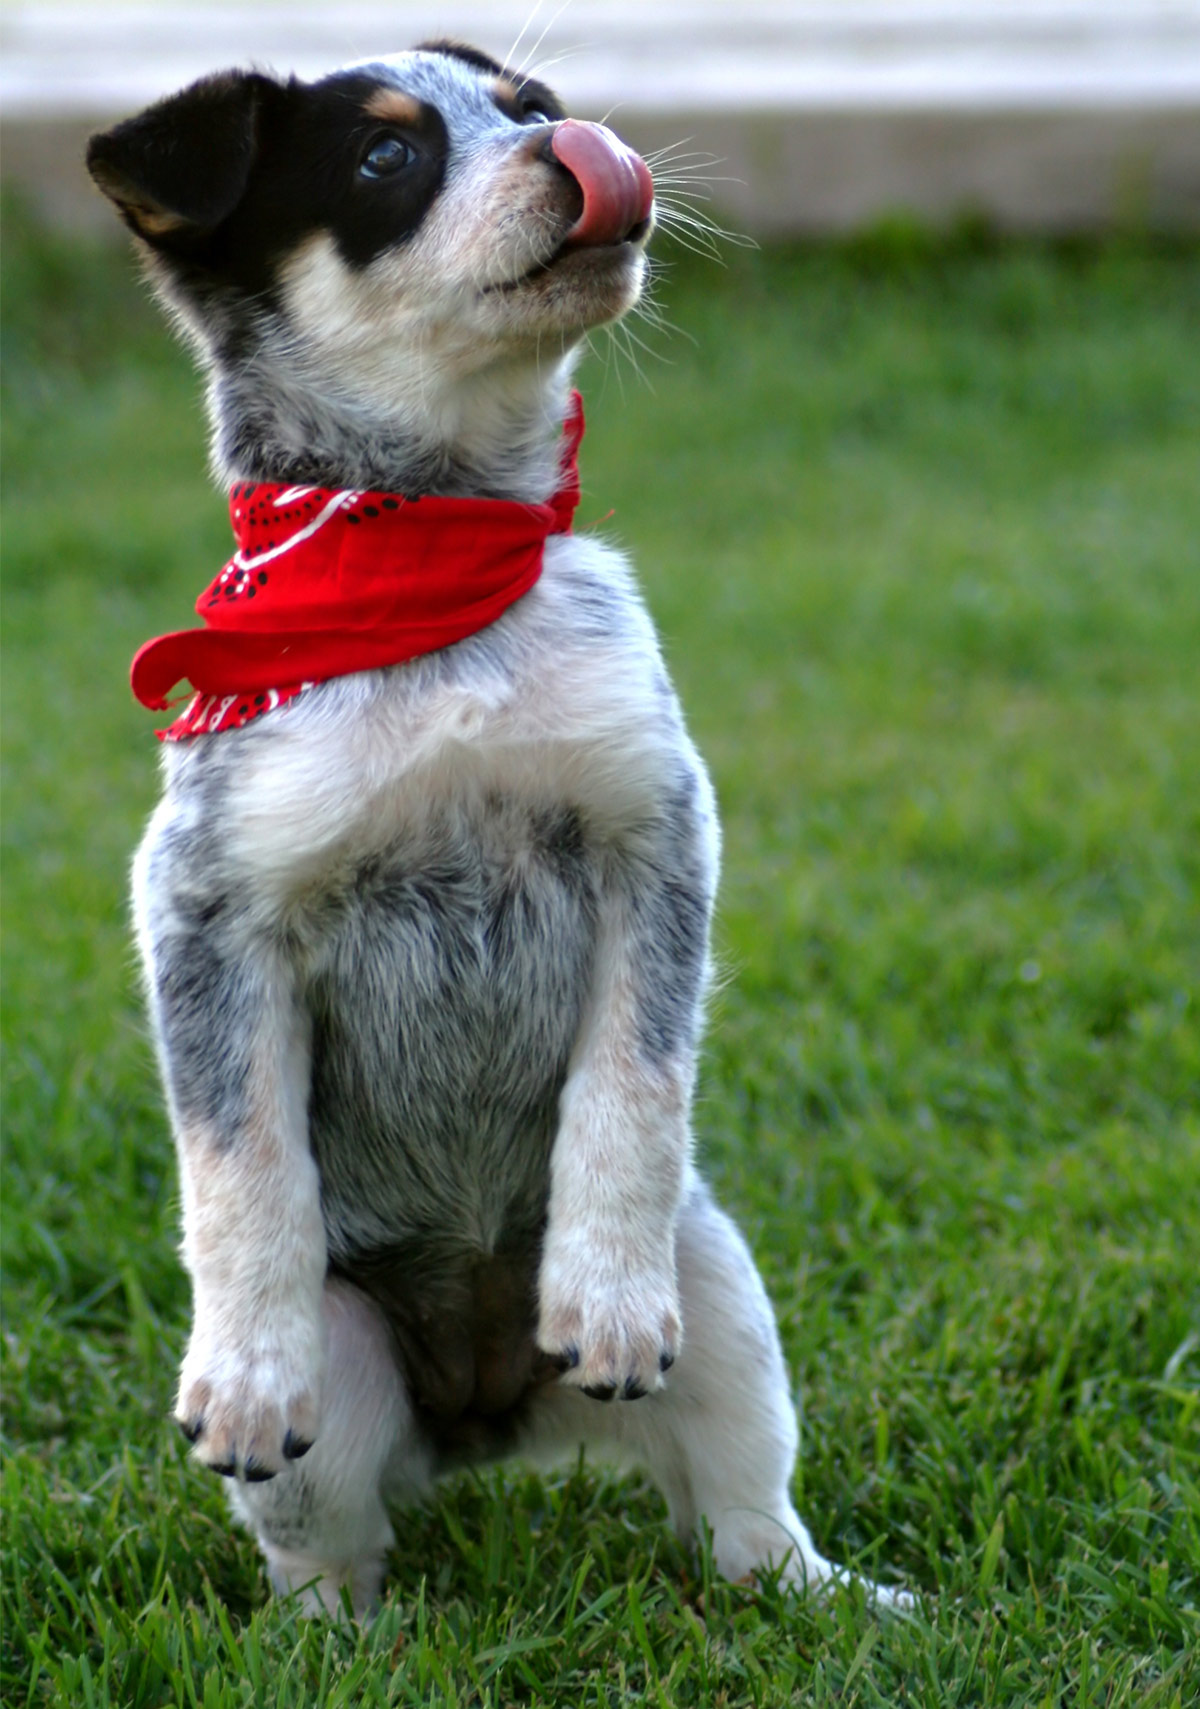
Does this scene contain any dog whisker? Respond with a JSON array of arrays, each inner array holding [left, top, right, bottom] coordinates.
[[510, 0, 576, 83], [520, 44, 590, 86], [502, 0, 548, 78]]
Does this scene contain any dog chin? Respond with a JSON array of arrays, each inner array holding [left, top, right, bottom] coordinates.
[[488, 241, 649, 334]]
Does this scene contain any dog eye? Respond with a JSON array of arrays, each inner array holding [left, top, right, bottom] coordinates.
[[359, 134, 414, 179], [522, 108, 552, 125]]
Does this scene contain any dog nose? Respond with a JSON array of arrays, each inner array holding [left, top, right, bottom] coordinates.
[[541, 119, 654, 247]]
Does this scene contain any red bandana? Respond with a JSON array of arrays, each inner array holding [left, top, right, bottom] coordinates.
[[132, 393, 585, 740]]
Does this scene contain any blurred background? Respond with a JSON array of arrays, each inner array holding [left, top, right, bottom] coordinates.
[[3, 4, 1199, 1697], [4, 0, 1200, 234]]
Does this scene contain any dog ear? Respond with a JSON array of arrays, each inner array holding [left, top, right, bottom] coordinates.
[[86, 71, 276, 247]]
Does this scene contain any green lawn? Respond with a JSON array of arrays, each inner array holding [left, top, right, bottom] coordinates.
[[3, 202, 1199, 1705]]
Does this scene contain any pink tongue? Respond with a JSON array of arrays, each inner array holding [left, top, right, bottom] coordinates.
[[550, 120, 654, 247]]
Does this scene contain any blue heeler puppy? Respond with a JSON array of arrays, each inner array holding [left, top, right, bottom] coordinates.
[[86, 39, 905, 1615]]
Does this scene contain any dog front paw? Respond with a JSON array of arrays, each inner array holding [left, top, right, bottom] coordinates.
[[537, 1255, 681, 1401], [175, 1311, 324, 1480]]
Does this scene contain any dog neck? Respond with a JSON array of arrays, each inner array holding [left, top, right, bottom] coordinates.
[[204, 330, 578, 503]]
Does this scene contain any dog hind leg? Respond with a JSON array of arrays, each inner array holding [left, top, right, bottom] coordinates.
[[524, 1174, 889, 1599], [229, 1277, 431, 1617]]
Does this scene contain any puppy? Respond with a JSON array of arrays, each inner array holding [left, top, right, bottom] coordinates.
[[87, 41, 902, 1616]]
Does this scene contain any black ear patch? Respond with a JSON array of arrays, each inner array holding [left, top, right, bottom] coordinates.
[[418, 39, 506, 78], [86, 72, 275, 245]]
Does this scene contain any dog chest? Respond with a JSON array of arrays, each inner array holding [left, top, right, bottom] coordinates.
[[303, 795, 601, 1262]]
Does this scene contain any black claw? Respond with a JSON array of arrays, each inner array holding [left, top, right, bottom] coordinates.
[[242, 1459, 276, 1483], [550, 1346, 580, 1375], [177, 1416, 204, 1444], [283, 1431, 313, 1461], [623, 1378, 648, 1400], [659, 1352, 675, 1373], [210, 1460, 237, 1479], [582, 1382, 617, 1402]]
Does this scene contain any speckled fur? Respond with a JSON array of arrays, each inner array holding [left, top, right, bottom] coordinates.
[[92, 42, 905, 1616]]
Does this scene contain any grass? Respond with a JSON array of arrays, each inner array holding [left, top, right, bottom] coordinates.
[[3, 198, 1199, 1704]]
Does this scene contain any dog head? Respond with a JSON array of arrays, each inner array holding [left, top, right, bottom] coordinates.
[[87, 42, 654, 467]]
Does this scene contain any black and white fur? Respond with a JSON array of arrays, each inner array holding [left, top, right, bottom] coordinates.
[[88, 42, 903, 1616]]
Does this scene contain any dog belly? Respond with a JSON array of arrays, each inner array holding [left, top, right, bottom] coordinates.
[[304, 807, 598, 1437]]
